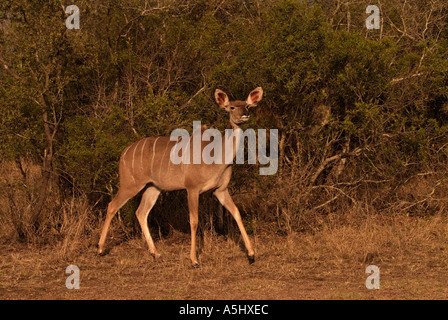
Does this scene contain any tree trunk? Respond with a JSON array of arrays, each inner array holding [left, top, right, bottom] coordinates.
[[29, 93, 55, 232]]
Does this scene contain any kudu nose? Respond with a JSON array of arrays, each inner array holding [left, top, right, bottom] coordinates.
[[240, 106, 250, 121]]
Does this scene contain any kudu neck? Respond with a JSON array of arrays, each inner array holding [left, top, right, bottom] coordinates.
[[227, 119, 241, 130], [223, 119, 243, 165]]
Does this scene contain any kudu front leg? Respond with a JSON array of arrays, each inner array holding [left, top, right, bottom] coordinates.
[[187, 189, 200, 267], [214, 188, 255, 264]]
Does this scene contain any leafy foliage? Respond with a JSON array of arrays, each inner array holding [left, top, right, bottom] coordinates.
[[1, 0, 448, 235]]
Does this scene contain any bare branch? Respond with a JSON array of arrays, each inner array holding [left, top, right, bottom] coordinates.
[[309, 147, 362, 185]]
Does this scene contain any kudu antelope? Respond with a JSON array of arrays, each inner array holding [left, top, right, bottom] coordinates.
[[97, 87, 263, 266]]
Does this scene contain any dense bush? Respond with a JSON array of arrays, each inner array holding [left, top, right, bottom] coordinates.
[[1, 0, 448, 241]]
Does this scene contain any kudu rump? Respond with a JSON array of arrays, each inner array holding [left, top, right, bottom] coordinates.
[[98, 87, 265, 266]]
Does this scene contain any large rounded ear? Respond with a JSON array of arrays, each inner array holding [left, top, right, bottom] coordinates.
[[215, 89, 230, 109], [246, 87, 263, 105]]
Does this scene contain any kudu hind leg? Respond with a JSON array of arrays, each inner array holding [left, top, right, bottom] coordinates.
[[98, 187, 139, 255], [214, 188, 255, 263], [135, 186, 161, 259], [187, 189, 200, 267]]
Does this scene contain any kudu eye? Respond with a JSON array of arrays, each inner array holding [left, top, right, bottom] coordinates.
[[230, 106, 235, 110]]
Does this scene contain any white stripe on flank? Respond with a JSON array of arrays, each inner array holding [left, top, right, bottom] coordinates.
[[121, 145, 132, 165], [166, 140, 173, 172], [158, 141, 170, 180], [150, 137, 160, 174], [132, 140, 140, 175], [140, 138, 148, 171]]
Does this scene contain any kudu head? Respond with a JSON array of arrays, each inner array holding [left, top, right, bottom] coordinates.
[[214, 87, 263, 126]]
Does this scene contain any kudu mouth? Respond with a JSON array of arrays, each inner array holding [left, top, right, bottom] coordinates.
[[233, 115, 250, 124]]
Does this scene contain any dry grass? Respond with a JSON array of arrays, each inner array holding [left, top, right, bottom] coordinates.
[[0, 160, 99, 258], [1, 211, 447, 300], [1, 160, 448, 299]]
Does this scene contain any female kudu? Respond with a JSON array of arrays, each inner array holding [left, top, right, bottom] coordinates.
[[98, 87, 263, 266]]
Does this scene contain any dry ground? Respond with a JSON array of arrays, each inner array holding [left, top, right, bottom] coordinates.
[[1, 213, 448, 300]]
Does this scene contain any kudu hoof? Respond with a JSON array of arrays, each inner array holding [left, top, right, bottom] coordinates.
[[97, 247, 109, 256], [248, 255, 255, 264], [151, 252, 161, 260]]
